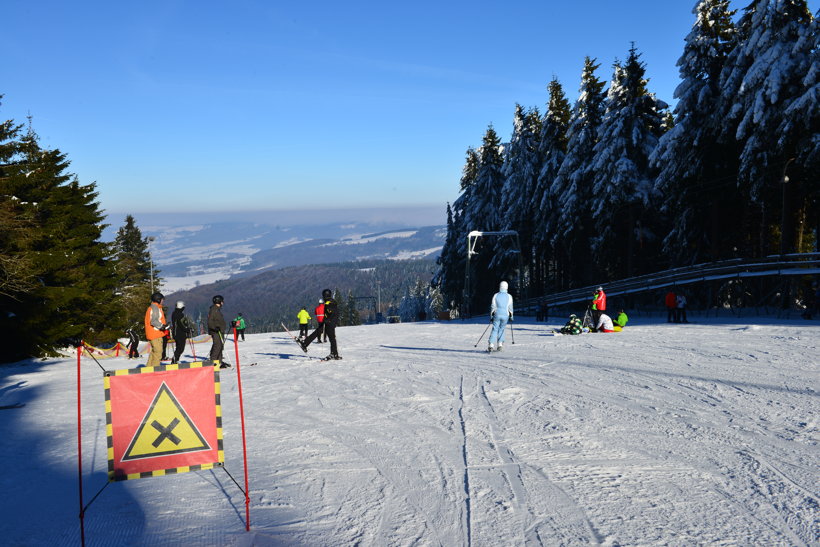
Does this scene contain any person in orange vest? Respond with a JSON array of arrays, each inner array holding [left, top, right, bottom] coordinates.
[[144, 292, 170, 367], [315, 298, 326, 343], [665, 289, 677, 322], [590, 286, 606, 329]]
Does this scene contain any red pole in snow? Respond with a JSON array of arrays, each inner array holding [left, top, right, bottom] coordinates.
[[77, 344, 86, 546], [189, 336, 197, 361], [233, 325, 251, 530]]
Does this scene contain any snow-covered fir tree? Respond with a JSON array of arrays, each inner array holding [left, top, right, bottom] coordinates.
[[651, 0, 738, 265], [590, 45, 667, 279], [719, 0, 816, 255], [533, 77, 571, 290], [495, 104, 541, 279], [550, 57, 607, 287]]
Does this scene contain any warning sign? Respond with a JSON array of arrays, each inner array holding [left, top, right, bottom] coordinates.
[[105, 362, 223, 481]]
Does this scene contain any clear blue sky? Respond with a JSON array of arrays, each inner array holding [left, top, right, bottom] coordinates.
[[5, 1, 812, 217]]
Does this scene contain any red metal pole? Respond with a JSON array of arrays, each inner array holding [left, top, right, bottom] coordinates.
[[190, 336, 197, 361], [233, 326, 251, 530], [77, 344, 86, 546]]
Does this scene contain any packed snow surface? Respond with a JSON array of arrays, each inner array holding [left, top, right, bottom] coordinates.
[[1, 316, 818, 546]]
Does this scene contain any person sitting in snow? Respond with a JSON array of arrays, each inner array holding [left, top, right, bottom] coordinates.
[[596, 312, 615, 333], [559, 314, 582, 335], [614, 309, 628, 330]]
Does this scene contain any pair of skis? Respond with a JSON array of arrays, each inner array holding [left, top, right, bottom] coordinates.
[[281, 323, 341, 361]]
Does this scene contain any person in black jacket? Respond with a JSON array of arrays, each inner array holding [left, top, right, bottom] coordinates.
[[126, 326, 140, 359], [300, 289, 340, 360], [207, 294, 230, 368], [171, 301, 192, 364]]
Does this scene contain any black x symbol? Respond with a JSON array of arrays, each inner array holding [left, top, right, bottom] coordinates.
[[151, 418, 181, 447]]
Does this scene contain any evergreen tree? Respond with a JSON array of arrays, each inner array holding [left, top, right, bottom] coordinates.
[[719, 0, 815, 255], [345, 290, 361, 326], [433, 203, 466, 312], [496, 104, 541, 284], [0, 120, 124, 360], [550, 57, 607, 286], [533, 78, 571, 290], [652, 0, 738, 265], [112, 215, 158, 333], [590, 45, 667, 279]]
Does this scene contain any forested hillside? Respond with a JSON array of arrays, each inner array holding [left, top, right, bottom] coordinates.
[[436, 1, 818, 313], [166, 259, 440, 334]]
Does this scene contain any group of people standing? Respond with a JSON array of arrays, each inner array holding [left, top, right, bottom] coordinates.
[[665, 290, 689, 323], [296, 299, 328, 343]]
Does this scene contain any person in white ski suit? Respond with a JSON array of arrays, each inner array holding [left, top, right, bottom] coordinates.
[[488, 281, 514, 351]]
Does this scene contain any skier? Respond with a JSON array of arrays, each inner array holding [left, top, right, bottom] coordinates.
[[171, 301, 192, 364], [590, 286, 606, 329], [596, 312, 615, 333], [125, 326, 140, 358], [665, 290, 677, 322], [315, 298, 326, 343], [488, 281, 514, 352], [297, 307, 311, 340], [144, 292, 170, 367], [300, 289, 340, 360], [208, 294, 231, 368], [234, 313, 246, 341], [559, 314, 582, 335]]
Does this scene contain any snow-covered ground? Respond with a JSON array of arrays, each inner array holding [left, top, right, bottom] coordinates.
[[1, 316, 818, 546]]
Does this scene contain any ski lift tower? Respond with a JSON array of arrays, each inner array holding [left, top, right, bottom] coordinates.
[[463, 230, 524, 317]]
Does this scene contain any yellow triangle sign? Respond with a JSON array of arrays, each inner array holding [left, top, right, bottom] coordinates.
[[123, 382, 211, 461]]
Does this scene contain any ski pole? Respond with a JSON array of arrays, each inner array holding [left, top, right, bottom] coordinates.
[[510, 319, 515, 345], [474, 321, 492, 347]]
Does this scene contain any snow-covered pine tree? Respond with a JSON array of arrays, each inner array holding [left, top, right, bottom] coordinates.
[[719, 0, 816, 255], [533, 78, 571, 291], [651, 0, 738, 265], [433, 203, 466, 313], [550, 57, 607, 287], [590, 45, 667, 279], [495, 104, 541, 282]]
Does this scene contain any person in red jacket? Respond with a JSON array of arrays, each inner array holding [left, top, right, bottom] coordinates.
[[591, 286, 606, 329], [315, 298, 327, 343], [665, 290, 677, 322]]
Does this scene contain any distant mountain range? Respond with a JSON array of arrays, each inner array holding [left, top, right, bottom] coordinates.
[[103, 210, 446, 293]]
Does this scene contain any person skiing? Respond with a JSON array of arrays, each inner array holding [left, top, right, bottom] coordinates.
[[233, 313, 246, 341], [315, 298, 326, 343], [590, 286, 606, 329], [297, 307, 311, 340], [208, 294, 230, 368], [300, 289, 340, 360], [559, 314, 582, 335], [171, 301, 192, 364], [144, 292, 170, 367], [665, 290, 677, 322], [596, 312, 615, 333], [125, 325, 140, 359], [488, 281, 514, 352]]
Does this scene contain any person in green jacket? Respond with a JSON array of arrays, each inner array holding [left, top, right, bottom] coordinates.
[[233, 313, 247, 341], [297, 307, 311, 340], [614, 309, 628, 329]]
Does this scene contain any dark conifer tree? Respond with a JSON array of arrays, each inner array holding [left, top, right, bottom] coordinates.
[[652, 0, 738, 265], [590, 45, 667, 279], [112, 215, 158, 332], [551, 57, 607, 286]]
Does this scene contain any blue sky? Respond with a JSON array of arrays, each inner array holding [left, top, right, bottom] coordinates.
[[5, 1, 813, 220]]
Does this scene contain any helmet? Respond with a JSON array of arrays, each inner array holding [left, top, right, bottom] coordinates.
[[212, 295, 224, 305], [570, 314, 577, 318], [322, 289, 332, 299], [151, 292, 164, 303], [596, 286, 603, 292], [176, 301, 185, 309], [319, 298, 323, 304], [499, 281, 508, 292]]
